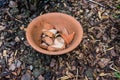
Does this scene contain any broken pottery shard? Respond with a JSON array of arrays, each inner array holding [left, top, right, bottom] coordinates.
[[68, 32, 75, 44], [61, 32, 75, 44], [47, 46, 57, 51], [42, 37, 53, 45], [40, 42, 48, 49], [49, 29, 58, 34], [43, 31, 54, 37]]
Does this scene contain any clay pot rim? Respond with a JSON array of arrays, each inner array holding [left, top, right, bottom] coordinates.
[[26, 12, 83, 55]]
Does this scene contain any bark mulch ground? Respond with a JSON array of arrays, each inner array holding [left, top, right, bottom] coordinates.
[[0, 0, 120, 80]]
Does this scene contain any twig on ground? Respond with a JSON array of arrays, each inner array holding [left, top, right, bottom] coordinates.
[[76, 68, 78, 80], [5, 9, 23, 23], [0, 71, 11, 79], [88, 0, 105, 7], [109, 63, 120, 73], [14, 50, 18, 60]]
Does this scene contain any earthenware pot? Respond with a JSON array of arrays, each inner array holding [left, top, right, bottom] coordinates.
[[26, 12, 83, 55]]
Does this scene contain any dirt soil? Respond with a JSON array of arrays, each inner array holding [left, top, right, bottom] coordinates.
[[0, 0, 120, 80]]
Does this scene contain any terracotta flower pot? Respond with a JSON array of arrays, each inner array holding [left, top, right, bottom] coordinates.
[[26, 12, 83, 55]]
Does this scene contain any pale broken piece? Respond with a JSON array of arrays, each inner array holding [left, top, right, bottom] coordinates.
[[52, 37, 65, 49], [42, 31, 54, 38], [40, 23, 76, 51], [49, 29, 58, 34], [47, 37, 65, 51]]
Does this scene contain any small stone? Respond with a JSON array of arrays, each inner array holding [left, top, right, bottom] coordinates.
[[20, 25, 25, 30], [111, 50, 117, 57], [33, 69, 40, 78], [0, 25, 5, 31], [85, 69, 94, 80], [79, 10, 83, 13], [24, 41, 30, 46], [38, 75, 44, 80], [50, 59, 56, 67], [21, 37, 24, 40], [9, 1, 18, 8], [29, 65, 33, 70], [0, 41, 3, 47], [3, 50, 7, 57], [98, 58, 110, 68], [0, 36, 4, 40], [16, 15, 22, 19], [16, 60, 22, 68], [71, 66, 76, 71], [15, 36, 20, 42], [10, 7, 19, 15], [21, 73, 31, 80], [9, 63, 16, 71], [78, 53, 83, 59]]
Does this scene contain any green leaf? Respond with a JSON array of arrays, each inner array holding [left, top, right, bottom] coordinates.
[[117, 5, 120, 9], [114, 72, 120, 79]]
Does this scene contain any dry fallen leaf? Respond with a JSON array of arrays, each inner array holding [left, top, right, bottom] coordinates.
[[58, 76, 72, 80], [99, 72, 108, 76], [17, 67, 21, 75], [98, 11, 102, 19], [12, 72, 17, 76], [102, 15, 109, 19], [3, 50, 7, 57]]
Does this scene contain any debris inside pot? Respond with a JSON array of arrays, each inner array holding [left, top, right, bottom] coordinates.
[[40, 23, 75, 51]]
